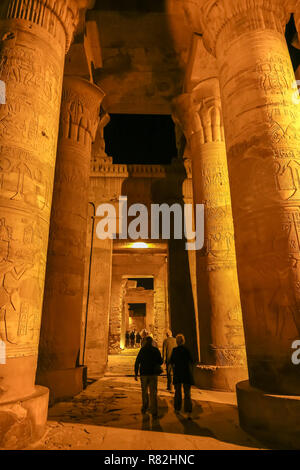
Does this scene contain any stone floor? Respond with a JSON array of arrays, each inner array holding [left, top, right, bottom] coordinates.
[[30, 353, 268, 450]]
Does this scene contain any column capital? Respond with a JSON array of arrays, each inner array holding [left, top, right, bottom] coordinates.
[[195, 0, 292, 56], [172, 84, 224, 145], [60, 76, 105, 148], [0, 0, 93, 51]]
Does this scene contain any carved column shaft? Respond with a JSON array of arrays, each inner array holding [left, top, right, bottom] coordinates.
[[82, 234, 113, 376], [0, 0, 83, 449], [82, 115, 113, 376], [199, 0, 300, 395], [173, 64, 247, 391], [37, 76, 104, 401], [0, 0, 79, 398]]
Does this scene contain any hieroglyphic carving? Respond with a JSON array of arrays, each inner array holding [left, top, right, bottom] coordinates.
[[0, 1, 81, 365], [0, 216, 47, 357], [195, 2, 300, 389], [257, 54, 295, 96], [172, 81, 246, 370], [0, 147, 50, 212], [39, 77, 105, 372], [0, 45, 62, 111], [172, 89, 235, 267]]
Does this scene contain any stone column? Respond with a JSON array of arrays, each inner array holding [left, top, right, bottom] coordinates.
[[37, 77, 105, 402], [109, 275, 126, 352], [83, 236, 112, 377], [82, 119, 113, 377], [182, 159, 201, 362], [172, 54, 247, 392], [196, 0, 300, 447], [0, 0, 83, 449], [153, 265, 168, 350]]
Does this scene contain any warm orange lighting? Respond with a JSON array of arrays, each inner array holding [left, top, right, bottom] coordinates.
[[130, 242, 149, 249]]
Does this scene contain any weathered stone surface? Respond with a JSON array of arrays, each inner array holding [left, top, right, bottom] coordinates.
[[83, 235, 112, 376], [237, 380, 300, 449], [172, 41, 247, 390], [0, 0, 85, 449], [0, 385, 49, 450], [37, 77, 105, 401], [89, 2, 192, 114], [196, 0, 300, 395], [168, 0, 300, 449], [33, 355, 265, 450], [0, 0, 299, 450]]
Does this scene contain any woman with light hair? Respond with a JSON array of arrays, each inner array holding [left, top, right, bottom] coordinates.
[[141, 330, 157, 348], [170, 334, 194, 419]]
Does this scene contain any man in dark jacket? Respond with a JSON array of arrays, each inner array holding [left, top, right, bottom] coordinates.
[[136, 331, 141, 348], [170, 334, 194, 419], [134, 336, 163, 418], [130, 329, 136, 348], [162, 329, 177, 392]]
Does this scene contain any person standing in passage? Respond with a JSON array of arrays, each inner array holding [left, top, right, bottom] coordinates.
[[136, 330, 141, 348], [170, 334, 194, 419], [140, 328, 147, 339], [162, 329, 177, 392], [130, 329, 136, 348], [134, 336, 163, 418], [140, 329, 148, 347], [141, 331, 157, 348]]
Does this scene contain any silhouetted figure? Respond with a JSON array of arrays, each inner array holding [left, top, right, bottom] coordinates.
[[162, 329, 177, 392], [134, 336, 163, 418], [140, 329, 148, 347], [170, 334, 194, 419], [136, 331, 141, 347], [130, 329, 136, 348]]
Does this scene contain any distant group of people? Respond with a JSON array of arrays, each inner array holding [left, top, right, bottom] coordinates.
[[125, 329, 140, 348], [134, 330, 194, 420], [126, 328, 156, 349]]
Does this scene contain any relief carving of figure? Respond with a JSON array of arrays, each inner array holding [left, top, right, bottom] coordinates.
[[0, 219, 33, 344], [258, 62, 289, 95]]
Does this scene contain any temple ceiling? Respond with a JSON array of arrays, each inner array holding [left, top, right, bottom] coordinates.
[[65, 0, 300, 115]]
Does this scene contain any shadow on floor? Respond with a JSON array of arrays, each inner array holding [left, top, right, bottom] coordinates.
[[47, 377, 267, 449]]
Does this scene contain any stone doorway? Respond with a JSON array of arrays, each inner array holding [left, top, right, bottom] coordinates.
[[128, 303, 146, 336], [109, 241, 169, 354], [123, 279, 155, 350]]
